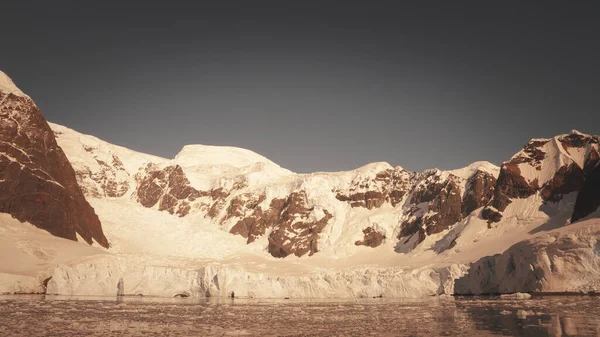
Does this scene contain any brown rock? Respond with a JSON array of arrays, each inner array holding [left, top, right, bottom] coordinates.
[[584, 148, 600, 174], [462, 170, 497, 215], [229, 194, 280, 243], [481, 206, 503, 223], [355, 226, 386, 248], [398, 173, 464, 245], [0, 90, 108, 247], [571, 162, 600, 223], [422, 178, 463, 235], [540, 163, 585, 203], [335, 168, 413, 209], [559, 132, 599, 151], [489, 163, 538, 213], [228, 190, 333, 257], [135, 164, 202, 216]]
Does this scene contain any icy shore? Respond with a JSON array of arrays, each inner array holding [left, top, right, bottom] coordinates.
[[455, 218, 600, 295], [46, 256, 467, 298]]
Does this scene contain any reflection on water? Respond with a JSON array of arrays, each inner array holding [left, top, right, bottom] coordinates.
[[1, 295, 599, 336]]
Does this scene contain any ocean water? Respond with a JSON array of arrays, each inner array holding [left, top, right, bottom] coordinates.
[[0, 295, 599, 336]]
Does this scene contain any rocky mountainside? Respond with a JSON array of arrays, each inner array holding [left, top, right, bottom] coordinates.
[[0, 71, 108, 248], [482, 131, 600, 225], [50, 122, 600, 260], [52, 121, 507, 258]]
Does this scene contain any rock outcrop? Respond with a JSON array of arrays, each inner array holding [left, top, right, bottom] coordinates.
[[572, 162, 600, 223], [0, 71, 108, 247], [229, 190, 333, 257], [397, 168, 497, 247], [355, 226, 386, 248], [334, 167, 414, 209], [462, 170, 497, 215], [134, 164, 206, 217], [483, 131, 600, 225]]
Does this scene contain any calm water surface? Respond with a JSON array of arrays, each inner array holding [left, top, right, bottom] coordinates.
[[0, 295, 599, 336]]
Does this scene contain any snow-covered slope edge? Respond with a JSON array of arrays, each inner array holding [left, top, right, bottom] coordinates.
[[0, 213, 104, 294], [455, 218, 600, 294]]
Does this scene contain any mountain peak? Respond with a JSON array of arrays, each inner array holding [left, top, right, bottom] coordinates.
[[174, 144, 286, 170], [568, 129, 588, 136], [448, 161, 500, 179], [0, 70, 27, 97]]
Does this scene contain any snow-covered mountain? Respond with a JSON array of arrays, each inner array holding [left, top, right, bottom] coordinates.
[[50, 122, 507, 259], [2, 69, 600, 298]]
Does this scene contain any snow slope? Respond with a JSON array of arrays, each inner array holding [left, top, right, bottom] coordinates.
[[0, 213, 104, 294], [0, 70, 27, 97], [447, 161, 500, 180], [455, 217, 600, 294], [174, 145, 294, 190]]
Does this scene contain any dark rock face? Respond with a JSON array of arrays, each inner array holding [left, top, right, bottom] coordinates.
[[0, 90, 108, 247], [398, 168, 499, 247], [519, 140, 549, 167], [489, 163, 539, 213], [482, 140, 547, 224], [423, 179, 463, 236], [559, 132, 599, 151], [462, 170, 497, 216], [335, 191, 386, 209], [228, 194, 278, 243], [484, 132, 600, 225], [228, 190, 333, 258], [355, 226, 385, 248], [540, 163, 585, 203], [571, 162, 600, 222], [135, 164, 205, 216], [335, 168, 413, 209], [399, 173, 465, 246], [481, 207, 502, 223], [584, 149, 600, 174]]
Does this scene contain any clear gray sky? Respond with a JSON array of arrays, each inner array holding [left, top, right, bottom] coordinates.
[[1, 1, 599, 173]]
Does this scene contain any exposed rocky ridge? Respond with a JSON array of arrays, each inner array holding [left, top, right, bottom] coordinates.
[[334, 167, 414, 209], [462, 170, 497, 215], [51, 125, 503, 258], [396, 168, 499, 248], [226, 191, 333, 257], [572, 161, 600, 223], [134, 164, 205, 217], [0, 72, 108, 248], [483, 131, 600, 225], [48, 115, 600, 259]]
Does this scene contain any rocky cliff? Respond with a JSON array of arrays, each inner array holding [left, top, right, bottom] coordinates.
[[0, 71, 108, 248]]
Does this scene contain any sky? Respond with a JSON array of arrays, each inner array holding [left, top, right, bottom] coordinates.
[[1, 1, 599, 173]]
